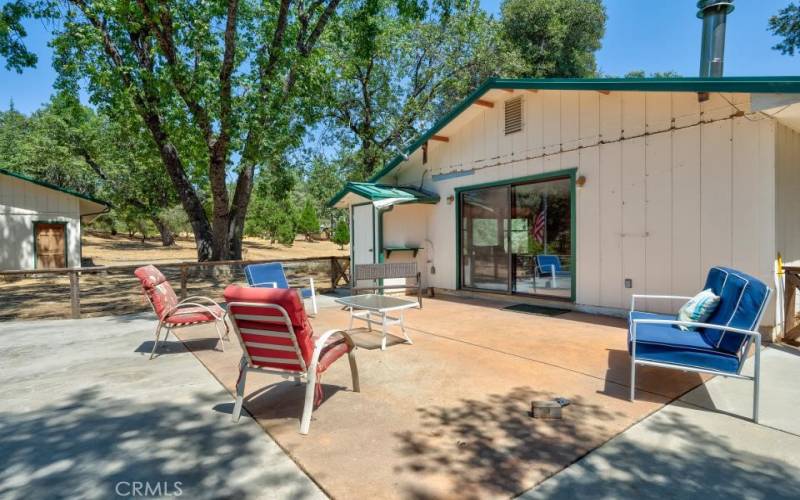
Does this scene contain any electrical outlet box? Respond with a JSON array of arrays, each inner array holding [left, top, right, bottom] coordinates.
[[624, 278, 633, 289]]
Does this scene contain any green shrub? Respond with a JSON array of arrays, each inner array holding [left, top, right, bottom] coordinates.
[[332, 218, 349, 250]]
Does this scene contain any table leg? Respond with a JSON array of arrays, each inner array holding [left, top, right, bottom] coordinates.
[[348, 307, 354, 332], [381, 313, 388, 351], [400, 310, 412, 344]]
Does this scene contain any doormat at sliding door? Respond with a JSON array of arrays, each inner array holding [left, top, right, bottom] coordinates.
[[502, 304, 571, 317]]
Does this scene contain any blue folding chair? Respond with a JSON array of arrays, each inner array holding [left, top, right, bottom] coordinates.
[[535, 254, 570, 289], [244, 262, 318, 315], [629, 266, 772, 422]]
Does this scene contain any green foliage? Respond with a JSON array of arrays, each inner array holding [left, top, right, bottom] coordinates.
[[623, 70, 682, 79], [2, 0, 611, 258], [500, 0, 606, 78], [769, 3, 800, 55], [321, 0, 511, 180], [297, 199, 320, 240], [275, 214, 297, 246], [7, 0, 344, 260], [0, 93, 181, 245], [160, 205, 192, 237], [332, 218, 349, 249], [0, 1, 37, 72], [304, 154, 345, 225], [245, 176, 298, 246]]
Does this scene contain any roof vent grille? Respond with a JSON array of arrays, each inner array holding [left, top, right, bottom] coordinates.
[[504, 96, 523, 135]]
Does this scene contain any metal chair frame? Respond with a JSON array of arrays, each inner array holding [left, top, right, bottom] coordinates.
[[139, 288, 229, 360], [228, 301, 360, 434], [629, 290, 771, 423]]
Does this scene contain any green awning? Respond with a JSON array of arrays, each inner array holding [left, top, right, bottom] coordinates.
[[328, 182, 440, 208]]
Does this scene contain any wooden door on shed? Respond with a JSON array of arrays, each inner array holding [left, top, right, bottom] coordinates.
[[35, 223, 67, 269]]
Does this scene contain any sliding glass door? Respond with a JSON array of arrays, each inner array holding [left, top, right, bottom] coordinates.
[[460, 175, 573, 299], [460, 185, 509, 291]]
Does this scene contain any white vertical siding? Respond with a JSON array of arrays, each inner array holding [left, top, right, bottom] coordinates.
[[0, 174, 84, 270], [644, 132, 672, 312], [577, 146, 600, 306], [598, 141, 623, 308], [776, 122, 800, 266], [621, 137, 647, 308], [381, 204, 432, 287], [671, 126, 703, 298], [385, 90, 779, 327]]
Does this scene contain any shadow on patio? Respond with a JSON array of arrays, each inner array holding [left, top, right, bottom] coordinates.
[[393, 387, 624, 498], [173, 295, 711, 499], [525, 399, 800, 499], [0, 387, 319, 499]]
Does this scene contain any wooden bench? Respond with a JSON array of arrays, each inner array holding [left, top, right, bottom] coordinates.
[[351, 262, 423, 307]]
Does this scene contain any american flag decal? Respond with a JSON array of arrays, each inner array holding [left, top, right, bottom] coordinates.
[[533, 198, 546, 244]]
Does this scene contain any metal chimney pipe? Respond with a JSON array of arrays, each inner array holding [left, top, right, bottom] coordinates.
[[697, 0, 734, 77]]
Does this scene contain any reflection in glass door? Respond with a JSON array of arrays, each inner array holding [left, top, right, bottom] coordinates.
[[460, 176, 572, 299], [460, 185, 509, 291]]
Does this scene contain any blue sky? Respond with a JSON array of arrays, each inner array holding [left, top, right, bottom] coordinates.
[[1, 0, 798, 114]]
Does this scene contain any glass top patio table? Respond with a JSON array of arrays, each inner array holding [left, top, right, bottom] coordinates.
[[335, 294, 419, 312]]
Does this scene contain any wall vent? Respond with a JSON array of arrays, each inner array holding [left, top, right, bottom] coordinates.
[[504, 96, 523, 135]]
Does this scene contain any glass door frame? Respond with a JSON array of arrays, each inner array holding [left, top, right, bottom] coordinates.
[[455, 167, 577, 302]]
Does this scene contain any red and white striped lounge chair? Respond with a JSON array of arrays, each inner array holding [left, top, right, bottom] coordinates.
[[224, 285, 360, 435], [134, 265, 229, 359]]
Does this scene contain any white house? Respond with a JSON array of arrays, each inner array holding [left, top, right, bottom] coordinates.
[[329, 77, 800, 339], [0, 167, 109, 270]]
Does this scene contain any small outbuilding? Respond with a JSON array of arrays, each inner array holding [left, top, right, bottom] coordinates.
[[330, 76, 800, 339], [0, 167, 110, 270]]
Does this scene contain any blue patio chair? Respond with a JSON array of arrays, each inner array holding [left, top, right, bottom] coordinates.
[[535, 255, 570, 278], [535, 255, 570, 289], [629, 266, 772, 422], [244, 262, 318, 315]]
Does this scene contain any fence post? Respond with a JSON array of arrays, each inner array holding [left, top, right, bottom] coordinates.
[[69, 271, 80, 319], [330, 257, 337, 290], [180, 265, 188, 300]]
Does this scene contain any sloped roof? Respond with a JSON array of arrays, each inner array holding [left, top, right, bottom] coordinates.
[[0, 167, 111, 211], [366, 76, 800, 183]]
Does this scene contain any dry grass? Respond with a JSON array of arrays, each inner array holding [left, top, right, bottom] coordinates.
[[0, 232, 349, 321], [82, 231, 348, 266]]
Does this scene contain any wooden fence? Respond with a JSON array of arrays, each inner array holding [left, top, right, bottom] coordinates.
[[0, 256, 350, 320]]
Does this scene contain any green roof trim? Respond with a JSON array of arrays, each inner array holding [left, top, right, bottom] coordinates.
[[367, 76, 800, 183], [328, 181, 440, 207], [0, 167, 111, 208]]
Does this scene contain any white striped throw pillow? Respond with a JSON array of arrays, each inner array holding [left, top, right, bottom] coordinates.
[[676, 289, 720, 331]]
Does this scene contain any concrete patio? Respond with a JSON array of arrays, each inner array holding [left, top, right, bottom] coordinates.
[[2, 294, 799, 499]]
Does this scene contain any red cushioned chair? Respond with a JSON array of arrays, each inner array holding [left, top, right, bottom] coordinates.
[[224, 285, 360, 435], [134, 265, 229, 359]]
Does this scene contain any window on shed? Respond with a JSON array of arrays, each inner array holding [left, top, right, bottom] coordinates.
[[504, 96, 523, 135]]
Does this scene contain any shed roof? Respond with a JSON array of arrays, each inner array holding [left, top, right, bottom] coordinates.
[[366, 76, 800, 183], [0, 167, 111, 214]]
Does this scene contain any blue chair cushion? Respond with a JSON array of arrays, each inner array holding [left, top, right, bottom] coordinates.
[[700, 267, 770, 355], [629, 311, 742, 374], [245, 263, 290, 289], [536, 255, 569, 276]]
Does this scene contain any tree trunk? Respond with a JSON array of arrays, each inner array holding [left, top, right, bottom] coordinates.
[[209, 159, 232, 261], [226, 163, 256, 260], [140, 107, 215, 261], [152, 216, 176, 246]]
